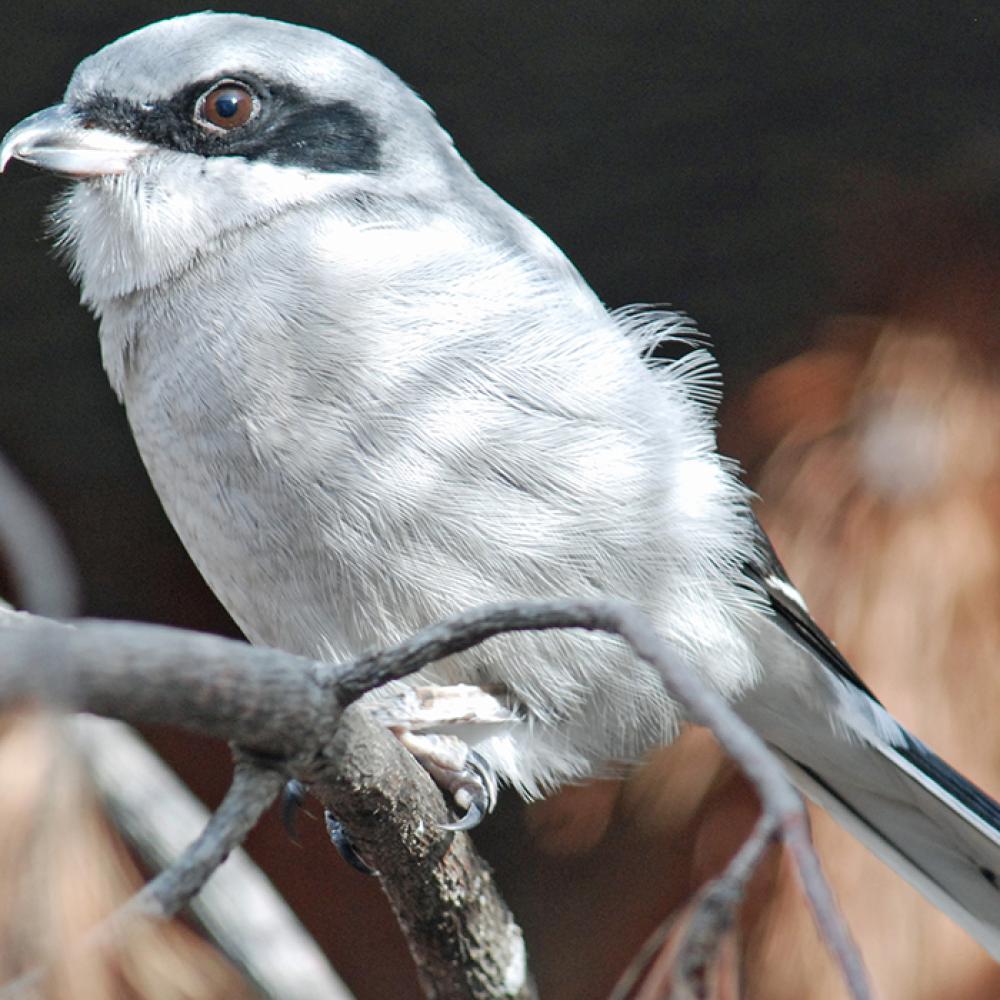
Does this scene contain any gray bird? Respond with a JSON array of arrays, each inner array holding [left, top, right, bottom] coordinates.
[[4, 11, 1000, 957]]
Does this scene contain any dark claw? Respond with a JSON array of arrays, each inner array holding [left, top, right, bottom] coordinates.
[[440, 798, 486, 832], [325, 811, 378, 875], [438, 749, 498, 832], [281, 779, 308, 841]]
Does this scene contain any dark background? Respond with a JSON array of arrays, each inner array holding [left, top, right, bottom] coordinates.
[[3, 3, 1000, 997]]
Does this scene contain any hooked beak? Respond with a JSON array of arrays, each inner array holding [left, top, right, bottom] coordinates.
[[0, 104, 154, 178]]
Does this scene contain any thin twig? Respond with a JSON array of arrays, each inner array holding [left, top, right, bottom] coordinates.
[[606, 605, 870, 1000], [618, 817, 775, 1000], [672, 818, 774, 996], [607, 912, 678, 1000], [784, 818, 870, 996], [129, 755, 284, 918], [0, 451, 79, 618]]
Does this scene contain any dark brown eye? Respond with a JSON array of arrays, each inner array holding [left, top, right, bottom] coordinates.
[[195, 81, 258, 131]]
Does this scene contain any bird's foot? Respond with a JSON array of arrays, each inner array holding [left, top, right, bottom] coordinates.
[[280, 779, 377, 874], [324, 810, 378, 875], [368, 683, 514, 830], [395, 731, 498, 830], [280, 778, 309, 841]]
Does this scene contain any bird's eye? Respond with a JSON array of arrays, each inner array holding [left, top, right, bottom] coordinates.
[[195, 81, 258, 131]]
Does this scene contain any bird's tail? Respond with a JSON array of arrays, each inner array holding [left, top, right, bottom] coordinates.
[[740, 617, 1000, 959]]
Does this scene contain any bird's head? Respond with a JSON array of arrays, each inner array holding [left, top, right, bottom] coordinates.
[[1, 12, 467, 301]]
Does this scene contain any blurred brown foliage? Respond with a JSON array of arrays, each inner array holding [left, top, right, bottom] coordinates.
[[0, 710, 252, 1000], [530, 246, 1000, 996], [737, 314, 1000, 1000]]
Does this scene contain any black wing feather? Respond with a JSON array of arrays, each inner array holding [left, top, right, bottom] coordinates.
[[742, 517, 881, 701]]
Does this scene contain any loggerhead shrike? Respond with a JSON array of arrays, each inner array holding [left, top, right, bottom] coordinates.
[[4, 12, 1000, 956]]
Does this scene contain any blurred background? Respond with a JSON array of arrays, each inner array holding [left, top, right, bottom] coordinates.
[[3, 1, 1000, 997]]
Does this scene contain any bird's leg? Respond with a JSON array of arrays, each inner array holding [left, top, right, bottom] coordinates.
[[367, 683, 516, 830]]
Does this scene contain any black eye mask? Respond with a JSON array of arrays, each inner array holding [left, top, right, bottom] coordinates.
[[73, 73, 381, 174]]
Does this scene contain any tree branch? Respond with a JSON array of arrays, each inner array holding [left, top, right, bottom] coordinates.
[[0, 596, 869, 999], [314, 708, 532, 1000]]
